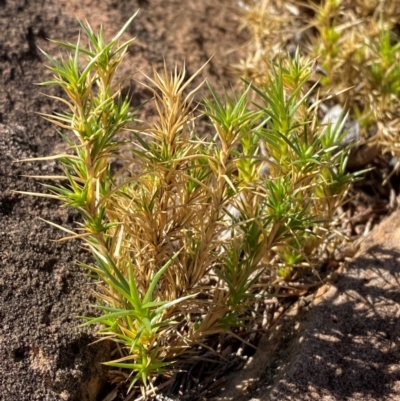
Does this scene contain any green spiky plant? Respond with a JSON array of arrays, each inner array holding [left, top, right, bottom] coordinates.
[[21, 13, 360, 397], [236, 0, 400, 175]]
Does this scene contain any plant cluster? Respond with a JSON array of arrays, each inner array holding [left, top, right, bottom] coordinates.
[[24, 13, 359, 397], [235, 0, 400, 168]]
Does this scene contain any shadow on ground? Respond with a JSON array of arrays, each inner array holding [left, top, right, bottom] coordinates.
[[224, 213, 400, 401], [220, 210, 400, 401]]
